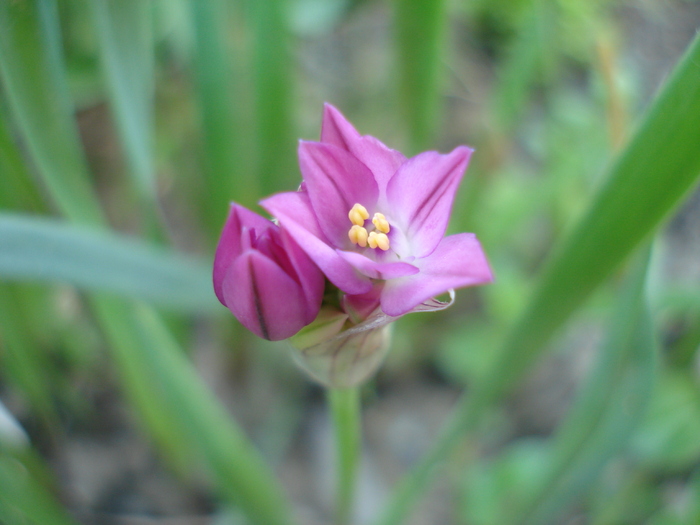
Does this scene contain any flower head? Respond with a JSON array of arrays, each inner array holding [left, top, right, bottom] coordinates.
[[261, 103, 493, 318], [213, 204, 324, 340]]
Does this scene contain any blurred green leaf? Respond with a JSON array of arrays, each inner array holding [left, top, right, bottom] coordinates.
[[0, 0, 104, 225], [0, 284, 58, 426], [631, 371, 700, 472], [514, 247, 656, 524], [394, 0, 445, 152], [0, 452, 79, 525], [461, 440, 549, 525], [0, 214, 218, 313], [96, 299, 296, 525], [189, 0, 255, 232], [91, 0, 156, 203], [376, 29, 700, 525], [0, 110, 45, 212], [250, 0, 297, 194]]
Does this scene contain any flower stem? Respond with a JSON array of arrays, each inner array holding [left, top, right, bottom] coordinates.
[[328, 387, 361, 525]]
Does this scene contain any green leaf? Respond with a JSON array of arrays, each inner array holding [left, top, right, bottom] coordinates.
[[0, 214, 218, 313], [250, 0, 297, 194], [96, 299, 296, 525], [0, 0, 104, 225], [376, 29, 700, 525], [188, 0, 254, 232], [514, 247, 657, 524], [91, 0, 156, 203], [0, 452, 79, 525], [394, 0, 446, 151]]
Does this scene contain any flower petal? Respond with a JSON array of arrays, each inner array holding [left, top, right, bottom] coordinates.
[[380, 233, 493, 316], [386, 146, 473, 258], [213, 203, 274, 306], [222, 251, 311, 341], [336, 250, 419, 280], [261, 191, 373, 294], [279, 228, 325, 319], [321, 104, 406, 198], [299, 141, 379, 245]]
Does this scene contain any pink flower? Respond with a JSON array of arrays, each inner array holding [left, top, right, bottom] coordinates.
[[261, 104, 493, 318], [213, 204, 324, 341]]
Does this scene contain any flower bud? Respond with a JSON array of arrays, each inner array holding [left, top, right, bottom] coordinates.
[[287, 288, 455, 388], [213, 204, 324, 341]]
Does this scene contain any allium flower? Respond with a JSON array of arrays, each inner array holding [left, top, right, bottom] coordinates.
[[261, 104, 493, 318], [213, 204, 324, 341]]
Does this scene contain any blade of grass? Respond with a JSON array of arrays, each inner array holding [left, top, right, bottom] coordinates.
[[91, 0, 156, 204], [0, 109, 45, 212], [249, 0, 296, 194], [512, 247, 656, 524], [189, 0, 254, 233], [394, 0, 446, 152], [110, 300, 296, 525], [0, 0, 104, 225], [0, 284, 58, 428], [375, 29, 700, 525], [0, 214, 218, 313], [0, 452, 79, 525], [491, 0, 558, 131]]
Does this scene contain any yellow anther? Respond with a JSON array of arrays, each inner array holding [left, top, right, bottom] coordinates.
[[372, 212, 391, 234], [348, 225, 369, 247], [367, 231, 390, 251], [348, 203, 369, 226]]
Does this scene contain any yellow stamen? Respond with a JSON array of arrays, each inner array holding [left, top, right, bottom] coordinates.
[[348, 203, 369, 226], [348, 225, 369, 247], [372, 212, 390, 234], [367, 231, 390, 251]]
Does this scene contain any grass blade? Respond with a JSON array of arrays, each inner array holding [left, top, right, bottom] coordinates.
[[512, 247, 656, 524], [189, 0, 254, 234], [394, 0, 446, 151], [0, 0, 103, 224], [91, 0, 156, 204], [376, 29, 700, 525], [96, 299, 297, 525], [0, 214, 218, 313], [0, 452, 79, 525], [250, 0, 297, 194]]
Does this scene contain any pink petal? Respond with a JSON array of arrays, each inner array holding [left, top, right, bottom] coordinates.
[[261, 191, 373, 294], [341, 284, 383, 323], [336, 250, 419, 280], [299, 141, 379, 245], [321, 104, 406, 198], [213, 203, 274, 306], [380, 233, 493, 316], [279, 228, 325, 319], [386, 146, 473, 258], [222, 251, 311, 341]]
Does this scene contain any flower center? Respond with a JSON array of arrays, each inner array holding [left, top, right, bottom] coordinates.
[[347, 203, 391, 251]]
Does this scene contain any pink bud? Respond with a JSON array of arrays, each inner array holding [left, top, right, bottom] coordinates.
[[213, 204, 324, 341]]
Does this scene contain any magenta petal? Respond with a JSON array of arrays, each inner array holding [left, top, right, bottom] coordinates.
[[380, 233, 493, 316], [341, 284, 383, 323], [279, 228, 325, 320], [386, 146, 473, 258], [213, 203, 274, 306], [299, 141, 379, 245], [321, 103, 362, 150], [336, 250, 419, 280], [223, 251, 311, 341], [261, 191, 373, 294], [321, 104, 406, 198]]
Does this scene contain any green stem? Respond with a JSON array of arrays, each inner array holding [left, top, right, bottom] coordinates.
[[329, 387, 361, 525]]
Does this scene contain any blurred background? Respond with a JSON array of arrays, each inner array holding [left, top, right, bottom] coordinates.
[[1, 0, 700, 524]]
